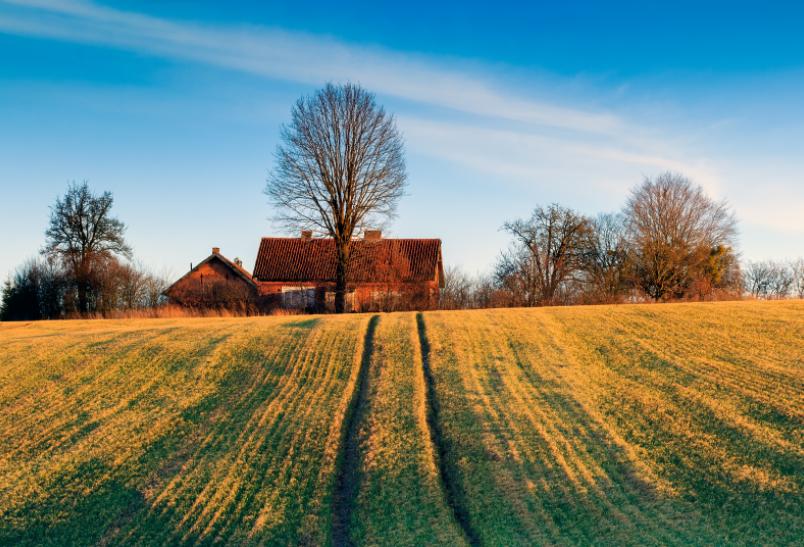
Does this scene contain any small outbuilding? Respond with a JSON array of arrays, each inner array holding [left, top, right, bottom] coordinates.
[[164, 247, 258, 311]]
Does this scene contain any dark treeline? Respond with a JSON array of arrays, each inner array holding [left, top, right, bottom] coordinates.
[[1, 182, 168, 321], [440, 172, 802, 309], [0, 257, 168, 321]]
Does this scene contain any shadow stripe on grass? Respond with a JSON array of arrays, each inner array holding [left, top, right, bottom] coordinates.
[[416, 313, 481, 547], [331, 315, 379, 547]]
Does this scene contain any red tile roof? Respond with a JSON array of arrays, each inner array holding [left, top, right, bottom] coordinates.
[[164, 251, 256, 297], [253, 238, 443, 285]]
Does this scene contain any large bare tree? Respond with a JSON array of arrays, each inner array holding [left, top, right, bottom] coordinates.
[[266, 83, 407, 313], [580, 213, 630, 303], [43, 181, 131, 315], [624, 172, 737, 300], [501, 204, 591, 306]]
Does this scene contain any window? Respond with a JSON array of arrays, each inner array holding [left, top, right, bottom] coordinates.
[[325, 289, 354, 311], [281, 286, 316, 309]]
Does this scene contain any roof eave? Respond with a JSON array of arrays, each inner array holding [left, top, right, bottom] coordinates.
[[163, 252, 257, 296]]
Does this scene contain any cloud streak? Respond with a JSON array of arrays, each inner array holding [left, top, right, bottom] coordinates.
[[0, 0, 727, 189], [1, 0, 622, 134], [1, 0, 801, 266], [398, 116, 723, 204]]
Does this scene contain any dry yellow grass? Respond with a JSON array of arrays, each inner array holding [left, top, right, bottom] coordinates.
[[0, 315, 368, 544], [424, 300, 803, 545], [0, 300, 801, 545]]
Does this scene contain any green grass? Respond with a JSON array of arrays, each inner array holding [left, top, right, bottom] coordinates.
[[348, 313, 465, 545], [0, 315, 369, 545], [0, 301, 802, 545], [424, 301, 803, 545]]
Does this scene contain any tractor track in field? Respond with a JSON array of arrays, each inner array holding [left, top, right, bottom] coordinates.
[[416, 313, 481, 547], [331, 315, 379, 547]]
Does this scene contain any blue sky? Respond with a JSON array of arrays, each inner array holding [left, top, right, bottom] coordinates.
[[1, 0, 803, 280]]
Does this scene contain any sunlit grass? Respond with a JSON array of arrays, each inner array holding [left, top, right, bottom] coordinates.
[[349, 313, 465, 545], [424, 300, 803, 545], [0, 315, 368, 545], [1, 300, 801, 545]]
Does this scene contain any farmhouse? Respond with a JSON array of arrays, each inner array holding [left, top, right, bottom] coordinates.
[[166, 231, 444, 312], [164, 248, 258, 310]]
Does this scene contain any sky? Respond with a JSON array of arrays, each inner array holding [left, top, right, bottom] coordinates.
[[1, 0, 803, 281]]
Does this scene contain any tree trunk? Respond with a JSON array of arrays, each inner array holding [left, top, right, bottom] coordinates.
[[334, 243, 349, 314], [77, 277, 89, 316]]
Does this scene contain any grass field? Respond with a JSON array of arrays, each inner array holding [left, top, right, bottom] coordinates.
[[0, 301, 802, 545]]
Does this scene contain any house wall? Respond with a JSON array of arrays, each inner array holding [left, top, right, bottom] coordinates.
[[167, 260, 256, 308], [255, 280, 439, 312], [352, 282, 439, 312]]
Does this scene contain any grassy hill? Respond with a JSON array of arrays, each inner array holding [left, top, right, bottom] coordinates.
[[0, 301, 802, 545]]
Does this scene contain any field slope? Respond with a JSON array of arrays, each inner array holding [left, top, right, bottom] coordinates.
[[0, 301, 802, 545]]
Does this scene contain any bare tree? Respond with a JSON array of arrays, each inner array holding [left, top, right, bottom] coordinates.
[[43, 182, 132, 315], [745, 260, 774, 298], [791, 258, 804, 299], [501, 204, 591, 306], [266, 83, 407, 313], [743, 260, 790, 299], [104, 261, 155, 311], [624, 172, 738, 301], [580, 213, 630, 303], [440, 266, 475, 310], [768, 262, 794, 298], [494, 248, 535, 306]]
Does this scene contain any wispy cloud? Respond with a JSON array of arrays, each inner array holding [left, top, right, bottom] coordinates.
[[399, 117, 722, 201], [1, 0, 622, 134], [0, 0, 726, 189], [1, 0, 801, 265]]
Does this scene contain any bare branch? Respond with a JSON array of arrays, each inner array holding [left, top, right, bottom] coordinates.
[[265, 83, 407, 312]]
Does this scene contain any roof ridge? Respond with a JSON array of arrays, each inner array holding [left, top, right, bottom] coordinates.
[[258, 236, 442, 241], [253, 238, 442, 283]]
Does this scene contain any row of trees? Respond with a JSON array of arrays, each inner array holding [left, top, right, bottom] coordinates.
[[3, 172, 800, 319], [0, 183, 168, 320], [0, 257, 167, 320], [3, 84, 802, 319], [440, 172, 799, 309], [744, 259, 804, 300]]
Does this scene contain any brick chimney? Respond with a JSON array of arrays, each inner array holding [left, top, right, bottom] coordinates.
[[301, 230, 313, 240], [212, 246, 220, 255], [364, 229, 382, 241]]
